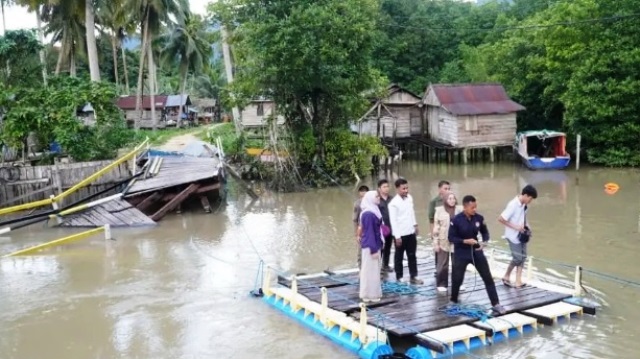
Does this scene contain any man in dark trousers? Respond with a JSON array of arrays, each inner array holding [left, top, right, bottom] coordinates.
[[448, 195, 505, 315], [389, 178, 423, 285], [377, 179, 394, 273]]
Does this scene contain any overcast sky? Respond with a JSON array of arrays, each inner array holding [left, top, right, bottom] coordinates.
[[0, 0, 211, 35]]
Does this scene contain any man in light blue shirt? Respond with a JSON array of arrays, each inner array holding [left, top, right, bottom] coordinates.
[[498, 185, 538, 288]]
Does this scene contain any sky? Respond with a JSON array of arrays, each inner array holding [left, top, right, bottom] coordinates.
[[0, 0, 211, 35]]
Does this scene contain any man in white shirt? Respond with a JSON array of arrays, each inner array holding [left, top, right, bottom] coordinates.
[[498, 185, 538, 288], [389, 178, 423, 285]]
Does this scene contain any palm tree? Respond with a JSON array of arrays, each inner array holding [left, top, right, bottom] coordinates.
[[128, 0, 189, 130], [96, 0, 133, 92], [1, 0, 14, 34], [160, 13, 212, 122], [42, 2, 85, 76], [84, 0, 99, 81]]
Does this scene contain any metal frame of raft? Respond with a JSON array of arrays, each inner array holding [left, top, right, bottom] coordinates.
[[260, 255, 598, 359]]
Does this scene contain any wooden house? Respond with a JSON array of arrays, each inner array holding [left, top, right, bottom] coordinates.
[[422, 83, 525, 148], [165, 94, 192, 126], [115, 95, 168, 129], [240, 97, 285, 128], [353, 84, 423, 139], [192, 98, 218, 124]]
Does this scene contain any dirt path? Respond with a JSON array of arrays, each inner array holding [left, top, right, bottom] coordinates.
[[154, 123, 224, 152], [155, 132, 202, 152]]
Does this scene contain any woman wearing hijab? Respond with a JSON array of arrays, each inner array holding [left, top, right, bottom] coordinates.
[[432, 192, 462, 292], [358, 190, 384, 302]]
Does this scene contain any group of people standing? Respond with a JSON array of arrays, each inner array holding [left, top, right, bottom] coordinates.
[[353, 178, 538, 315]]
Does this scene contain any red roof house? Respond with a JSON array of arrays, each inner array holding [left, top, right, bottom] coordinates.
[[423, 83, 524, 148]]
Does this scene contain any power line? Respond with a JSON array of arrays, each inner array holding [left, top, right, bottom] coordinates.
[[380, 13, 640, 32]]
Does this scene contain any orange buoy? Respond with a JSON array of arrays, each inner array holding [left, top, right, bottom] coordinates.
[[604, 182, 619, 195]]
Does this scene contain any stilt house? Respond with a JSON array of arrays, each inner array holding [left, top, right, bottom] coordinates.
[[422, 83, 524, 148]]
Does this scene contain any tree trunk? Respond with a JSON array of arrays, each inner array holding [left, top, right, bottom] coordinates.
[[111, 35, 119, 87], [35, 8, 47, 86], [179, 60, 188, 127], [85, 0, 100, 82], [311, 92, 325, 161], [69, 42, 77, 77], [147, 43, 157, 131], [2, 0, 8, 76], [1, 0, 6, 34], [135, 9, 150, 131], [121, 42, 130, 94], [220, 25, 241, 135], [55, 30, 68, 75]]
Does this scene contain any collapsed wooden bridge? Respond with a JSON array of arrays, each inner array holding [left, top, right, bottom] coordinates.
[[60, 151, 224, 227]]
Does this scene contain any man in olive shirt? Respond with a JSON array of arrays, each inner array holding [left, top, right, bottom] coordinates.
[[428, 180, 451, 275]]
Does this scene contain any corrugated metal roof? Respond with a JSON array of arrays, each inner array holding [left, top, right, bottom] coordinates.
[[430, 83, 525, 116], [116, 95, 168, 110], [165, 94, 191, 107], [192, 98, 217, 108]]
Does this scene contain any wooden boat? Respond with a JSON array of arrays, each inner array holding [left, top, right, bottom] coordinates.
[[515, 130, 571, 170]]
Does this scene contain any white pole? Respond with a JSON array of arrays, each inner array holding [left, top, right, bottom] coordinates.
[[573, 265, 584, 296], [104, 224, 112, 240], [576, 134, 581, 171], [51, 194, 61, 225]]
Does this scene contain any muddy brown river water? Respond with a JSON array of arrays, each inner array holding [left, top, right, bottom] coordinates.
[[1, 161, 640, 359]]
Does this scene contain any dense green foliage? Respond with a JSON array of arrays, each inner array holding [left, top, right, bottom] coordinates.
[[212, 0, 387, 165], [0, 76, 130, 161], [212, 0, 640, 168], [0, 30, 43, 88], [2, 0, 639, 169]]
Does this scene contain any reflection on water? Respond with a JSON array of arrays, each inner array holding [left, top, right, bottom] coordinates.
[[1, 162, 639, 359]]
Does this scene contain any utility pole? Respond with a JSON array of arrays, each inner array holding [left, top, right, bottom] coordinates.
[[221, 25, 242, 136]]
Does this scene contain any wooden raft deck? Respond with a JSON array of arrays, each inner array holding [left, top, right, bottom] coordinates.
[[60, 197, 156, 227], [277, 256, 572, 338]]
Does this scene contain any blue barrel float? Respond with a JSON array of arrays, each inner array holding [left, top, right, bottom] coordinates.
[[263, 293, 394, 359]]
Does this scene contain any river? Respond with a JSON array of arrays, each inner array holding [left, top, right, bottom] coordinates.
[[1, 161, 639, 359]]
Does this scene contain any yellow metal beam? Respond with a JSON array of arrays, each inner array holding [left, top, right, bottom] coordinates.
[[53, 140, 148, 203], [0, 138, 148, 217], [2, 227, 106, 257]]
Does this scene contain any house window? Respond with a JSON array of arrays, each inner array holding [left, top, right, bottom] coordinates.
[[257, 103, 264, 116], [465, 116, 478, 131]]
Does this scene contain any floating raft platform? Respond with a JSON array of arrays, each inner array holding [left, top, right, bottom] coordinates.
[[261, 254, 596, 358]]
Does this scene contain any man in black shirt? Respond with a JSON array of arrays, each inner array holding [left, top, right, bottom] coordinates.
[[448, 195, 505, 315], [377, 179, 394, 273]]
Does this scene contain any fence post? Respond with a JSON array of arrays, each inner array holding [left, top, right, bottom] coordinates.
[[104, 224, 112, 240], [320, 287, 328, 327], [526, 256, 534, 283], [576, 134, 581, 171], [50, 195, 61, 225], [262, 266, 272, 297], [291, 275, 298, 312], [573, 265, 584, 296], [359, 303, 368, 344]]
